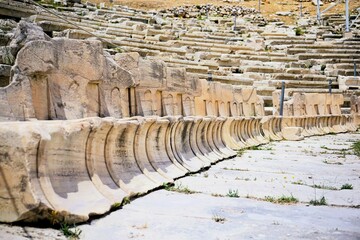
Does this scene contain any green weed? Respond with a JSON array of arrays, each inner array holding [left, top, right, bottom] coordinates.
[[264, 195, 298, 204], [309, 196, 327, 206], [60, 223, 82, 239], [341, 183, 353, 190], [163, 183, 197, 194], [226, 189, 239, 198], [352, 141, 360, 156], [212, 214, 226, 224]]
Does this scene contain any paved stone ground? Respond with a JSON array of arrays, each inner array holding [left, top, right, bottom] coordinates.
[[1, 133, 360, 239]]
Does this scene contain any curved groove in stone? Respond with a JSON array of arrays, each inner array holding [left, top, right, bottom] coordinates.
[[105, 119, 158, 195], [85, 118, 127, 203], [146, 117, 185, 180], [37, 120, 111, 221], [133, 117, 172, 184]]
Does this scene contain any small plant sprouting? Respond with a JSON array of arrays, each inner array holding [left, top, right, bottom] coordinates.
[[122, 196, 131, 206], [163, 183, 197, 194], [248, 145, 261, 150], [311, 184, 338, 191], [60, 223, 82, 239], [352, 141, 360, 157], [163, 182, 173, 191], [212, 213, 226, 224], [211, 193, 225, 197], [226, 189, 239, 198], [309, 196, 327, 206], [111, 202, 121, 209], [223, 167, 249, 172], [294, 27, 304, 36], [340, 183, 353, 190], [291, 180, 303, 185], [264, 195, 298, 204], [264, 196, 276, 203], [236, 149, 245, 156]]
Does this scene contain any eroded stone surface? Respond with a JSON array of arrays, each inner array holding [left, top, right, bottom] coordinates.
[[0, 6, 359, 226]]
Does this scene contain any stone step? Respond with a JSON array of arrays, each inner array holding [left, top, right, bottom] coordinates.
[[272, 73, 327, 82], [194, 73, 254, 86], [255, 79, 338, 89], [112, 39, 187, 55], [298, 53, 360, 60], [159, 57, 219, 70]]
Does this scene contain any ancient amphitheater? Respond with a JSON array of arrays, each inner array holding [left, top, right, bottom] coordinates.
[[0, 0, 360, 239]]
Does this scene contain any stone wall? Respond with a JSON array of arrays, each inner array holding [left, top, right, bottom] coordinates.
[[0, 32, 358, 224]]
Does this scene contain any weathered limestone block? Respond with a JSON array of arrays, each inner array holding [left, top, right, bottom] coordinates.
[[0, 38, 135, 121], [9, 20, 48, 56], [350, 95, 360, 114], [105, 118, 159, 194], [37, 119, 112, 220], [146, 117, 188, 179], [260, 116, 283, 141], [338, 76, 360, 91], [350, 95, 360, 128], [282, 126, 304, 141], [85, 118, 128, 203], [0, 122, 46, 223], [272, 92, 352, 136], [1, 116, 207, 223], [272, 92, 306, 117], [116, 52, 203, 117], [0, 119, 114, 224], [172, 117, 210, 171]]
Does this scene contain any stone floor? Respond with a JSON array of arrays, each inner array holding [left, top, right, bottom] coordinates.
[[1, 132, 360, 240]]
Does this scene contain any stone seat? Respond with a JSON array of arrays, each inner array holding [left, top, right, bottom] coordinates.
[[245, 55, 297, 63], [322, 34, 343, 40], [0, 1, 36, 18], [165, 63, 209, 74], [119, 46, 161, 56], [298, 53, 360, 60], [255, 86, 277, 97], [341, 41, 360, 45], [256, 79, 338, 89], [288, 47, 360, 55], [285, 68, 315, 75], [338, 76, 360, 90], [290, 44, 360, 50], [178, 36, 226, 44], [267, 39, 316, 46], [112, 39, 187, 55], [243, 66, 280, 74], [326, 69, 359, 77], [264, 36, 316, 41], [105, 27, 146, 38], [272, 73, 327, 82], [287, 88, 343, 95], [158, 57, 219, 70], [171, 40, 252, 51], [193, 73, 254, 86]]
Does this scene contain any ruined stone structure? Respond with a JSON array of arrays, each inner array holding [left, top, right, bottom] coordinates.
[[0, 0, 359, 225]]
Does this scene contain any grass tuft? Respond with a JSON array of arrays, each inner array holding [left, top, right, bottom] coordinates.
[[311, 184, 338, 191], [309, 196, 327, 206], [265, 195, 298, 204], [226, 189, 239, 198], [163, 183, 197, 194], [340, 183, 353, 190], [212, 214, 226, 224], [352, 141, 360, 157], [60, 223, 82, 239]]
